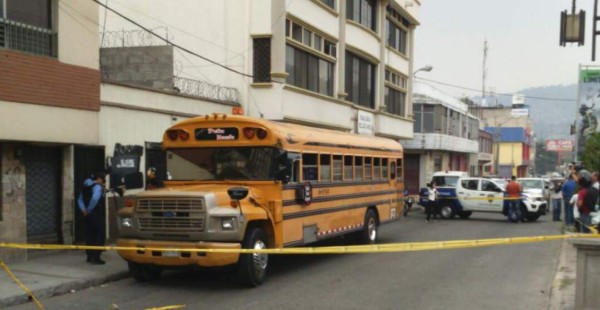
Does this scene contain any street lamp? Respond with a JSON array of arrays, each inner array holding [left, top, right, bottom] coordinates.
[[414, 65, 433, 75]]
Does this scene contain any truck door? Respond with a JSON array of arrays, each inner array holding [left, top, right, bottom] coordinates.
[[458, 178, 480, 211], [478, 180, 504, 212]]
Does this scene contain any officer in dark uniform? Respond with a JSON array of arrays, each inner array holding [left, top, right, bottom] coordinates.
[[77, 172, 106, 265]]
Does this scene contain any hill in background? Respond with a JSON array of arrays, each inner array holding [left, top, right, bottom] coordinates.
[[478, 84, 578, 140]]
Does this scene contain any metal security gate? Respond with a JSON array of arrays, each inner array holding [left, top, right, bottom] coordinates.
[[404, 154, 420, 194], [24, 146, 62, 243]]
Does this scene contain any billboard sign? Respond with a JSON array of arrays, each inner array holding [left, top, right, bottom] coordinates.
[[512, 94, 525, 105], [577, 67, 600, 156], [511, 108, 529, 116], [546, 139, 574, 152]]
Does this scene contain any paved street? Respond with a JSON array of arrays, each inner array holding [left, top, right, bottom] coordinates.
[[9, 210, 562, 310]]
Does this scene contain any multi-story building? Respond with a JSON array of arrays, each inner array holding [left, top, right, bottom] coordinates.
[[480, 106, 534, 178], [102, 0, 421, 138], [401, 82, 479, 193], [0, 0, 100, 263], [478, 129, 493, 175]]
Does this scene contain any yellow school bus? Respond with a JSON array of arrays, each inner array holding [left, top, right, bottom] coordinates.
[[117, 114, 404, 286]]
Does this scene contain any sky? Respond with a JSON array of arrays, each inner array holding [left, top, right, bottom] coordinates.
[[414, 0, 596, 97]]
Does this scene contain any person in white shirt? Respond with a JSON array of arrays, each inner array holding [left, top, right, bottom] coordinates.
[[425, 182, 438, 223], [593, 171, 599, 190], [571, 193, 580, 232]]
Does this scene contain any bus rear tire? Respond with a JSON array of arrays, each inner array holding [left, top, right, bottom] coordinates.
[[128, 262, 162, 282], [237, 227, 269, 287], [358, 209, 379, 244]]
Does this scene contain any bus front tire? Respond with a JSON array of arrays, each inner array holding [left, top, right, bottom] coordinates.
[[128, 262, 162, 282], [359, 209, 379, 244], [237, 227, 269, 287]]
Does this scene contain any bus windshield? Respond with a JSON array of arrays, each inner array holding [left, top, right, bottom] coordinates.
[[166, 147, 277, 181]]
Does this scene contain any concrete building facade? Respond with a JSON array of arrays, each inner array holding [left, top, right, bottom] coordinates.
[[401, 82, 479, 193]]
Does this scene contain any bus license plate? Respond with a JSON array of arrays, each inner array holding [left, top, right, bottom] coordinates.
[[162, 250, 180, 257]]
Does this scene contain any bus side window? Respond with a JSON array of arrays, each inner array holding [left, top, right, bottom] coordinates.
[[319, 154, 331, 182], [382, 158, 389, 179], [374, 157, 381, 180], [286, 152, 301, 183], [333, 155, 343, 181], [364, 157, 373, 180], [355, 157, 363, 180], [344, 155, 353, 181], [390, 160, 396, 180], [302, 153, 318, 181], [396, 158, 403, 181]]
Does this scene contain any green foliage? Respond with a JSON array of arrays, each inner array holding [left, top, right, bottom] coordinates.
[[582, 133, 600, 173], [535, 141, 557, 175]]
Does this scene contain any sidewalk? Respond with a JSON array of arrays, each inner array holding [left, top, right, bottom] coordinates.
[[548, 234, 578, 310], [0, 250, 129, 308]]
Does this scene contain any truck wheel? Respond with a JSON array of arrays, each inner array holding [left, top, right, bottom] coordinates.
[[458, 211, 472, 219], [128, 262, 161, 282], [237, 227, 269, 287], [358, 209, 379, 244], [440, 204, 455, 219]]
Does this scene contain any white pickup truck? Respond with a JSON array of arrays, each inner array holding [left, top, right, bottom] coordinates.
[[441, 177, 547, 221]]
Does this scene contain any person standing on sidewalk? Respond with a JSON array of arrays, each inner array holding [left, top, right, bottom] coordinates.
[[562, 173, 577, 230], [506, 176, 522, 223], [576, 170, 598, 233], [77, 172, 107, 265], [425, 182, 438, 223], [551, 180, 563, 221]]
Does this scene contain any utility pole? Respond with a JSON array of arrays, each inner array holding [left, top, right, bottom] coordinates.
[[481, 39, 488, 119]]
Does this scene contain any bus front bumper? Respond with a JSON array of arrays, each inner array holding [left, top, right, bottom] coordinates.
[[117, 239, 241, 267]]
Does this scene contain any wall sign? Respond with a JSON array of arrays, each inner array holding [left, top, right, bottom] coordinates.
[[357, 110, 374, 136]]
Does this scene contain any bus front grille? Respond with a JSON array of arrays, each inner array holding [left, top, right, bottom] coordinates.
[[137, 198, 205, 232]]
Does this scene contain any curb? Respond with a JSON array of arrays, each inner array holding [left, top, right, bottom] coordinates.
[[547, 237, 577, 310], [0, 271, 130, 308]]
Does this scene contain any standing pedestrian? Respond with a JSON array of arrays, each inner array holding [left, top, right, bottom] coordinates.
[[505, 176, 522, 223], [562, 173, 577, 230], [551, 180, 563, 221], [576, 170, 599, 233], [425, 182, 438, 223], [77, 172, 107, 265]]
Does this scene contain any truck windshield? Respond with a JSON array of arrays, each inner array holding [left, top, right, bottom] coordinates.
[[519, 179, 544, 190], [166, 147, 277, 181], [433, 176, 459, 187]]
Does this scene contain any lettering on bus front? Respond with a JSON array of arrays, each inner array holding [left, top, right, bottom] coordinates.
[[195, 128, 239, 141]]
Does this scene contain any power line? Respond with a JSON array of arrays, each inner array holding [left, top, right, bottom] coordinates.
[[415, 76, 577, 102], [91, 0, 269, 82]]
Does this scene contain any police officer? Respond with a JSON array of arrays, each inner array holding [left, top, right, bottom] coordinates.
[[77, 172, 106, 265]]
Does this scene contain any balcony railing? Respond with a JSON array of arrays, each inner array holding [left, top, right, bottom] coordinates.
[[0, 18, 57, 57]]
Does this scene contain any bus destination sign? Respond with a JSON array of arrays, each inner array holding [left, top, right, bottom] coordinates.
[[195, 127, 239, 141]]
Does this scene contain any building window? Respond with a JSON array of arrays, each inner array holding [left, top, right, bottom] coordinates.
[[285, 19, 335, 96], [413, 104, 435, 133], [347, 0, 377, 31], [385, 70, 407, 116], [320, 0, 335, 10], [253, 38, 271, 83], [345, 51, 375, 108], [385, 6, 410, 55], [0, 0, 56, 57]]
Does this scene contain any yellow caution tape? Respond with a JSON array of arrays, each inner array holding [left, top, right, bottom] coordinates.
[[1, 234, 599, 255], [145, 305, 186, 310], [0, 259, 44, 310]]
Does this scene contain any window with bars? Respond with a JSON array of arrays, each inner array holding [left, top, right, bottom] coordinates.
[[345, 51, 375, 108], [0, 0, 56, 57], [253, 38, 271, 83], [347, 0, 377, 31]]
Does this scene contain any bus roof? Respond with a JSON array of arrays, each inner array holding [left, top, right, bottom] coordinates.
[[166, 114, 403, 154]]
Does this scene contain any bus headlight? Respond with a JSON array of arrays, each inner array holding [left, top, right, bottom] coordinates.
[[221, 218, 235, 230], [121, 217, 133, 228]]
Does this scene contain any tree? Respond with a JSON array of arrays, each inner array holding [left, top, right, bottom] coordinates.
[[582, 133, 600, 173], [535, 141, 558, 175]]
